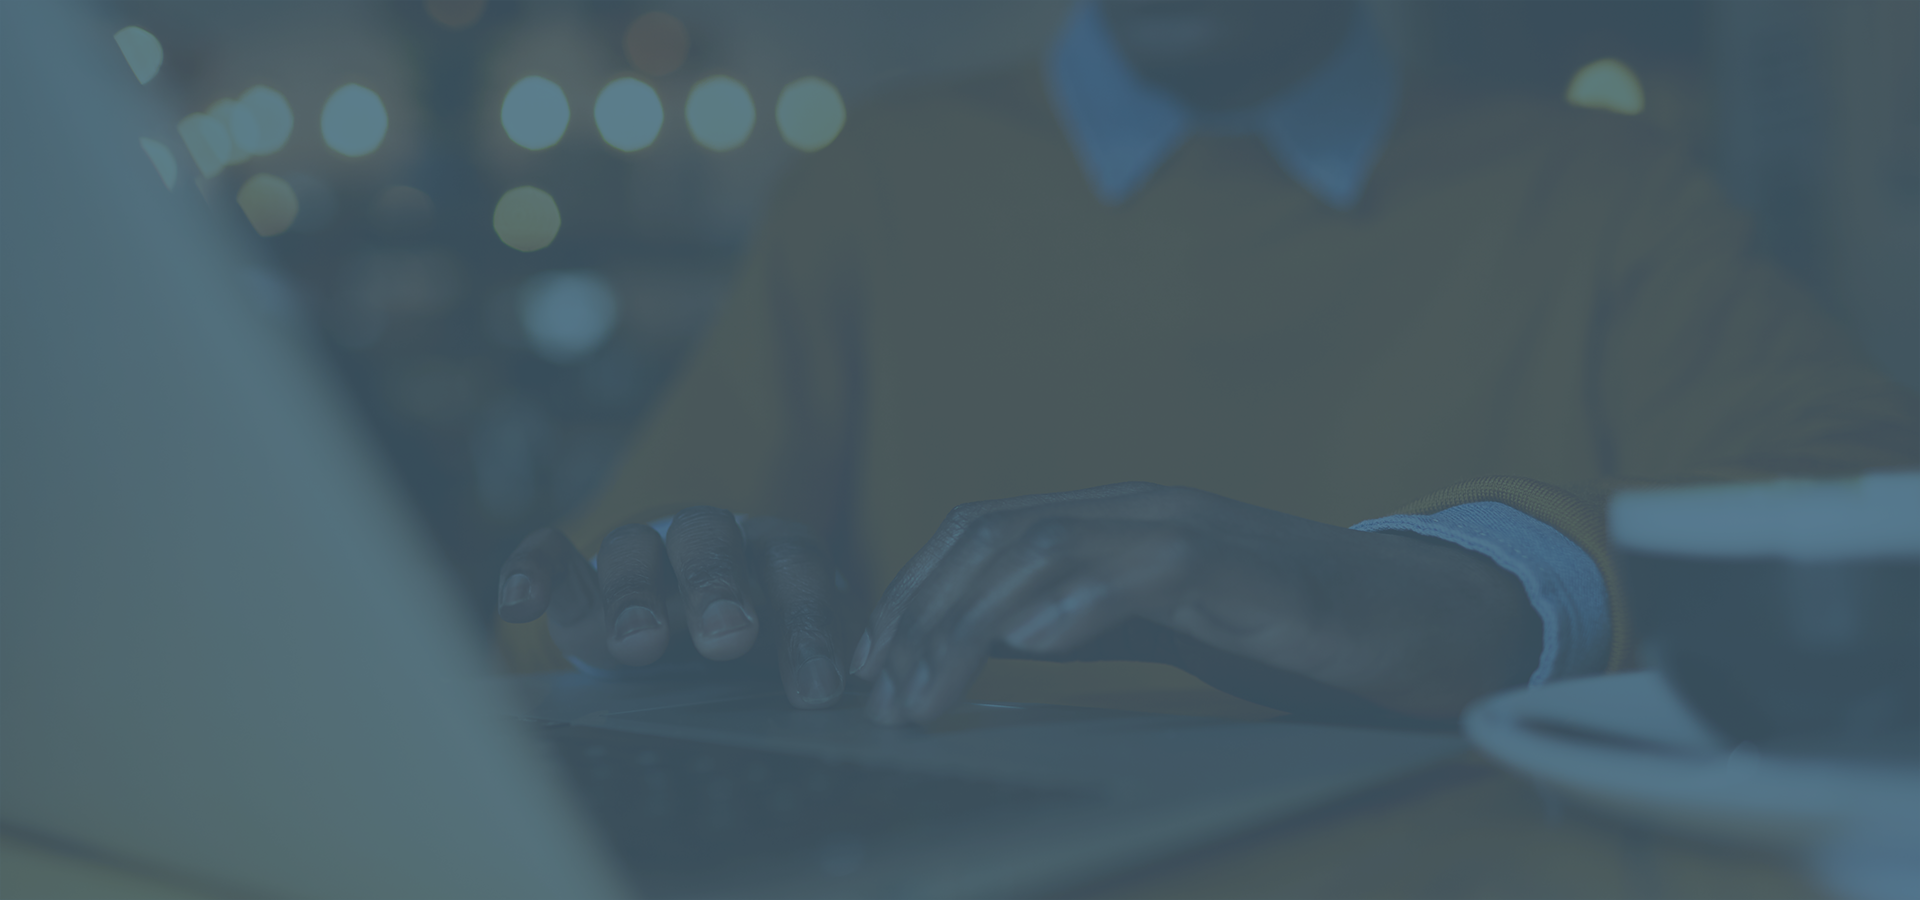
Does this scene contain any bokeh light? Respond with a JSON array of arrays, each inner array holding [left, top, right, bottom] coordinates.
[[686, 76, 754, 152], [775, 77, 846, 152], [176, 112, 232, 178], [139, 137, 178, 190], [236, 173, 300, 237], [424, 0, 486, 30], [594, 77, 664, 152], [501, 76, 570, 151], [503, 76, 568, 149], [209, 99, 257, 165], [1566, 58, 1645, 116], [519, 271, 619, 364], [237, 86, 294, 155], [113, 26, 162, 85], [493, 186, 561, 252], [320, 83, 388, 157], [623, 11, 689, 79]]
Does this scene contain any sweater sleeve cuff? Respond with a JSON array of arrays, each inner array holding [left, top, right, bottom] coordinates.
[[1351, 501, 1612, 685]]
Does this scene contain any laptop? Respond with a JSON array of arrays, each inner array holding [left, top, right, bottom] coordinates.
[[0, 4, 1463, 897]]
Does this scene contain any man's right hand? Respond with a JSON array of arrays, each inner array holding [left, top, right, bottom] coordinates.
[[497, 508, 855, 709]]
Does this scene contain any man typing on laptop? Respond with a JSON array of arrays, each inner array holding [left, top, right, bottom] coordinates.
[[496, 0, 1919, 726]]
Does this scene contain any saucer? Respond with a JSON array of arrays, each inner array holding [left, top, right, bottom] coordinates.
[[1464, 672, 1920, 848]]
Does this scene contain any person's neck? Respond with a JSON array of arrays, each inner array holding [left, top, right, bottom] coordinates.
[[1103, 1, 1356, 114]]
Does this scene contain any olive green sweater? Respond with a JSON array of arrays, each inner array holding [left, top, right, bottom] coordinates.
[[502, 70, 1919, 675]]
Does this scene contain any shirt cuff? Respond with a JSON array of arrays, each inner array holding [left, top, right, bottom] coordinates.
[[1351, 501, 1611, 686]]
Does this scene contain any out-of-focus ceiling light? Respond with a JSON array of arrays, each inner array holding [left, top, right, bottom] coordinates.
[[321, 84, 388, 157], [519, 271, 619, 364], [775, 77, 845, 152], [493, 186, 561, 252], [177, 112, 232, 178], [114, 26, 162, 84], [594, 77, 664, 152], [1566, 58, 1644, 116], [501, 76, 570, 151], [237, 86, 294, 156], [236, 174, 300, 237], [686, 76, 754, 152]]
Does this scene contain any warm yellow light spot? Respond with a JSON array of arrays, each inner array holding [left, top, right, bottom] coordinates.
[[686, 76, 754, 152], [424, 0, 486, 30], [501, 76, 570, 151], [139, 137, 178, 190], [114, 26, 162, 84], [594, 77, 664, 152], [775, 77, 846, 152], [321, 84, 388, 157], [236, 174, 300, 237], [493, 186, 561, 252], [208, 99, 255, 166], [1566, 58, 1644, 116], [177, 112, 232, 178], [623, 11, 689, 79], [236, 86, 294, 155]]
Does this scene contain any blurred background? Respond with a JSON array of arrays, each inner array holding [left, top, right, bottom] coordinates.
[[102, 1, 1918, 623]]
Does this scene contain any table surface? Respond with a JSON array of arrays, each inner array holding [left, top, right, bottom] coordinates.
[[0, 660, 1823, 900]]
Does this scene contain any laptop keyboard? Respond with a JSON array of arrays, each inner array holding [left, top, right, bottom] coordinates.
[[533, 722, 1083, 894]]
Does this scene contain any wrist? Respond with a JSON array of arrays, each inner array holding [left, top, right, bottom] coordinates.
[[1306, 529, 1540, 717]]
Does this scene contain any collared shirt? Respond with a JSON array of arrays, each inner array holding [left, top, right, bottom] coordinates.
[[1041, 3, 1611, 686], [579, 7, 1619, 689], [1045, 1, 1398, 209]]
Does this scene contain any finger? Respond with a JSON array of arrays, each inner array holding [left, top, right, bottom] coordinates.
[[596, 523, 674, 666], [744, 518, 848, 709], [858, 482, 1158, 679], [998, 523, 1200, 654], [502, 527, 627, 667], [665, 507, 761, 661], [498, 527, 594, 626], [886, 520, 1201, 724], [878, 519, 1079, 723]]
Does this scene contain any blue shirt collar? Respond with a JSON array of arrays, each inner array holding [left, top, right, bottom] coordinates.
[[1045, 2, 1398, 209]]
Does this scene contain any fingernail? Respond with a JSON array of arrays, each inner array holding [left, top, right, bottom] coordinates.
[[849, 631, 872, 673], [500, 573, 534, 612], [613, 605, 663, 641], [794, 656, 843, 705], [700, 600, 751, 637]]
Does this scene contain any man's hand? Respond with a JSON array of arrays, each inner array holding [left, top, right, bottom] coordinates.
[[497, 509, 856, 709], [850, 484, 1541, 724]]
